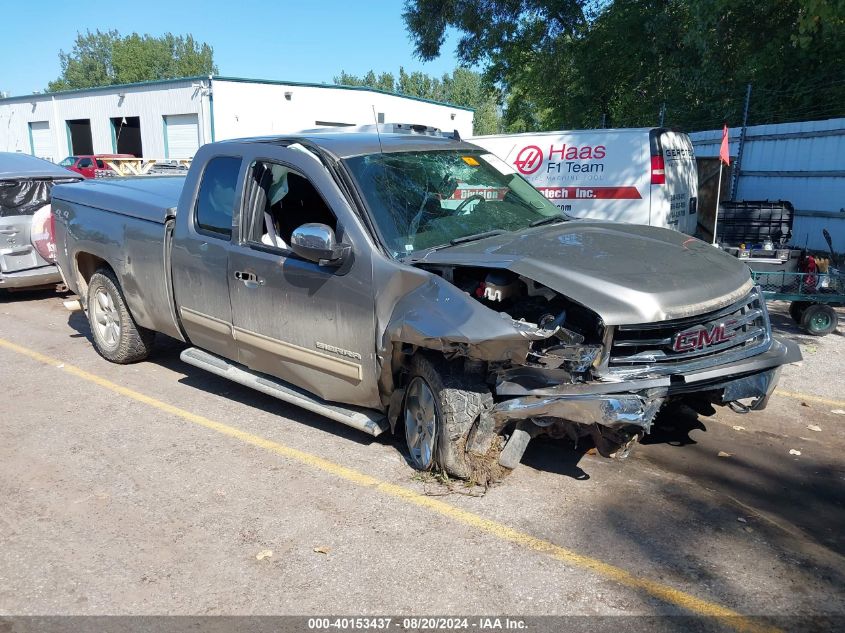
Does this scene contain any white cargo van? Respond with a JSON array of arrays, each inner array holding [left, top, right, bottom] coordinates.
[[470, 128, 699, 234]]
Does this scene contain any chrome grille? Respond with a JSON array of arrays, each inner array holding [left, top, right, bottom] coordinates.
[[608, 287, 771, 376]]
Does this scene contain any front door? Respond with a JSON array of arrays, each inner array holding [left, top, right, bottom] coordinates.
[[227, 149, 380, 408], [171, 154, 244, 360]]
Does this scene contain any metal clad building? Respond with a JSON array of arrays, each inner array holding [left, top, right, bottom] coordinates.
[[0, 76, 475, 164], [690, 118, 845, 252]]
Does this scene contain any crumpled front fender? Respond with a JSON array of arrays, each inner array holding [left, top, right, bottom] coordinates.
[[382, 276, 554, 363]]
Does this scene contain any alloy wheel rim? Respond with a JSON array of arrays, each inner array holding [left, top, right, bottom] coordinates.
[[404, 377, 437, 470], [92, 288, 120, 350]]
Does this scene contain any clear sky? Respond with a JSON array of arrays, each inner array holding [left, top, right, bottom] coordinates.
[[0, 1, 463, 97]]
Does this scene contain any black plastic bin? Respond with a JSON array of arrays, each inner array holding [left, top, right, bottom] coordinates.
[[716, 200, 794, 246]]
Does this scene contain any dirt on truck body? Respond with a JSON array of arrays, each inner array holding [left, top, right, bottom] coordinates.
[[49, 125, 800, 482]]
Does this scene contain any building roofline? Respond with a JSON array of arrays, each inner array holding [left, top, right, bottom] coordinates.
[[0, 76, 208, 103], [212, 75, 474, 112], [0, 74, 475, 112]]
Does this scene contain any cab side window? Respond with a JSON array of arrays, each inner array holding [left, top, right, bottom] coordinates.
[[245, 160, 336, 250], [196, 156, 241, 238]]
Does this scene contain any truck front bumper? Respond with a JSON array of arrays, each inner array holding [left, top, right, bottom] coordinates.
[[491, 337, 801, 433]]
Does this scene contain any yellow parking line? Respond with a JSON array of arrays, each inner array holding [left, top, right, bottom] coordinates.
[[0, 336, 778, 633], [775, 389, 845, 409]]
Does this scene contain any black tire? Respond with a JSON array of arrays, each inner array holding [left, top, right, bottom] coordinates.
[[404, 354, 494, 479], [789, 301, 811, 324], [801, 303, 838, 336], [87, 269, 155, 363]]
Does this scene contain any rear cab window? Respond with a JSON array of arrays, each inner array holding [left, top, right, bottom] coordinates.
[[195, 156, 242, 239]]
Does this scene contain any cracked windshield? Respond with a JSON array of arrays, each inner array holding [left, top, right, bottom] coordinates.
[[345, 150, 563, 256]]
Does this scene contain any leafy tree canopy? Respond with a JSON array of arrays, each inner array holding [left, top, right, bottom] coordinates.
[[334, 67, 501, 135], [47, 30, 217, 92], [403, 0, 845, 132]]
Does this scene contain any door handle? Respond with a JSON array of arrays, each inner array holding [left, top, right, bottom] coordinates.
[[234, 270, 264, 287]]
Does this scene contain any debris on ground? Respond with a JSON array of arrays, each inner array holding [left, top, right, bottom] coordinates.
[[832, 409, 845, 416], [807, 425, 822, 432], [801, 401, 810, 407], [737, 517, 747, 523], [718, 451, 733, 458], [313, 546, 331, 555], [255, 549, 273, 561], [789, 449, 802, 456], [732, 425, 746, 431]]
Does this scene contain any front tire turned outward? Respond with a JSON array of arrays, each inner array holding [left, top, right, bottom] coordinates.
[[87, 269, 155, 364], [403, 354, 502, 482]]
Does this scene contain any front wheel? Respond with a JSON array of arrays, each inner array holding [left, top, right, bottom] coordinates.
[[87, 269, 155, 363], [801, 303, 838, 336], [403, 355, 495, 480]]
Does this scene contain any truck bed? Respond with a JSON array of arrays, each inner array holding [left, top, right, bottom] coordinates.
[[51, 176, 186, 341], [52, 176, 185, 224]]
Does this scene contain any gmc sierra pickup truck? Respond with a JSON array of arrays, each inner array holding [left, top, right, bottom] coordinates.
[[51, 127, 800, 480]]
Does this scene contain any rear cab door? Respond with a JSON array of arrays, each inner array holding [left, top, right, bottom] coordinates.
[[170, 151, 246, 361], [650, 130, 698, 234]]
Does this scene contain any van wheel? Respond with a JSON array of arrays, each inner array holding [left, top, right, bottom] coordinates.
[[87, 269, 155, 363], [403, 354, 495, 481], [801, 303, 838, 336]]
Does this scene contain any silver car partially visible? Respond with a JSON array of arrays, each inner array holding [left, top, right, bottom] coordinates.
[[0, 153, 80, 291]]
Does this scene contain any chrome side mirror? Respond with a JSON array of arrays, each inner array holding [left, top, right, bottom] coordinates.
[[290, 223, 349, 266]]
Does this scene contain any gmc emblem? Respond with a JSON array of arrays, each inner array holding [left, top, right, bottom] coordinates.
[[673, 320, 737, 353]]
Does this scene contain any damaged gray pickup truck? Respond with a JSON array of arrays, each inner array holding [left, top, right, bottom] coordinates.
[[51, 128, 800, 480]]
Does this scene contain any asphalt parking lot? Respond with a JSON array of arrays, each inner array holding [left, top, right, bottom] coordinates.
[[1, 291, 843, 631]]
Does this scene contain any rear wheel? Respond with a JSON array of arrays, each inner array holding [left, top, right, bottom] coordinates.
[[801, 303, 838, 336], [789, 301, 811, 324], [87, 269, 155, 363], [403, 354, 497, 481]]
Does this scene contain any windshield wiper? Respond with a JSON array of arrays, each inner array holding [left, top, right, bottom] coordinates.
[[530, 214, 567, 227], [449, 229, 506, 245]]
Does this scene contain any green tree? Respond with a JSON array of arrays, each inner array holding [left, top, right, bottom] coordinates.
[[403, 0, 845, 131], [334, 67, 501, 134], [441, 68, 500, 134], [47, 30, 217, 92], [334, 70, 396, 92]]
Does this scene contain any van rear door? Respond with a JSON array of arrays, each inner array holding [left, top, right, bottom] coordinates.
[[650, 130, 698, 234]]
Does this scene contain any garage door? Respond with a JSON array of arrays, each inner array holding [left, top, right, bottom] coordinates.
[[29, 122, 54, 162], [164, 114, 200, 159]]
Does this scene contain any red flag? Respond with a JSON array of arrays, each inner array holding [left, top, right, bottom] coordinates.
[[719, 124, 730, 165]]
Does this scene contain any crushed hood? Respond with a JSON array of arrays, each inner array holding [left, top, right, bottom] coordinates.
[[413, 221, 753, 325]]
